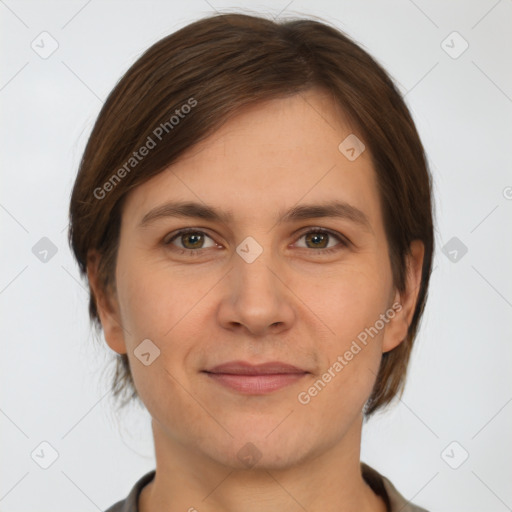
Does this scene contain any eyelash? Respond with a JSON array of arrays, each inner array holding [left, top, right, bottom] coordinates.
[[163, 227, 348, 257]]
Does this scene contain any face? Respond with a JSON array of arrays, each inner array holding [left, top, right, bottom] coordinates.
[[91, 89, 420, 470]]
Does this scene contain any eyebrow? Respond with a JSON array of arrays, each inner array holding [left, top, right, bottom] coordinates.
[[138, 200, 372, 232]]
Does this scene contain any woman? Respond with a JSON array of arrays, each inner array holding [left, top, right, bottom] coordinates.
[[69, 12, 433, 512]]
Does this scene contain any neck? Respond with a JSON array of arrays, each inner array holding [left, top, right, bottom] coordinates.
[[139, 414, 386, 512]]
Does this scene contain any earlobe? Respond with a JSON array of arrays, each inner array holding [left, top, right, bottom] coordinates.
[[382, 240, 425, 353], [86, 250, 127, 355]]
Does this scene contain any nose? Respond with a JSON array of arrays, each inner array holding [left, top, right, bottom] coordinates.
[[217, 249, 296, 337]]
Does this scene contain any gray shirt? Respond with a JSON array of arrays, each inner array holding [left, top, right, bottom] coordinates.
[[105, 463, 429, 512]]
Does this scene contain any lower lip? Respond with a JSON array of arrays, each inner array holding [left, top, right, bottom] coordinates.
[[204, 372, 307, 394]]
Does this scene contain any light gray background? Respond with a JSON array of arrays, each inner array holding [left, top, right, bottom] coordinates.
[[1, 1, 511, 511]]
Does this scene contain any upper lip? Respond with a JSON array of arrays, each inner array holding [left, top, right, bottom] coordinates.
[[204, 361, 308, 375]]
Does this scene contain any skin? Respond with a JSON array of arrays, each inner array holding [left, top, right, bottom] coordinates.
[[88, 88, 424, 512]]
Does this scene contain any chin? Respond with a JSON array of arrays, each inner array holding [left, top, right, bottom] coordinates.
[[199, 425, 317, 472]]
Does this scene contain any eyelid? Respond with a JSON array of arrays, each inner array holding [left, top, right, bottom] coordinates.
[[164, 226, 349, 252], [293, 226, 350, 246], [163, 227, 218, 246]]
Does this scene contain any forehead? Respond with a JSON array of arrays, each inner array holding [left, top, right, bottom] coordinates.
[[121, 89, 383, 231]]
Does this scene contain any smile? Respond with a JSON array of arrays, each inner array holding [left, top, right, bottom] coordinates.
[[202, 360, 309, 394]]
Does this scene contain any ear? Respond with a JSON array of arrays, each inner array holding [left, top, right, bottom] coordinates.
[[382, 240, 425, 353], [86, 250, 127, 355]]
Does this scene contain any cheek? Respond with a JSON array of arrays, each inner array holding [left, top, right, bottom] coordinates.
[[114, 252, 216, 393], [298, 260, 392, 405], [307, 259, 393, 343], [296, 269, 390, 417], [115, 248, 206, 339], [296, 354, 378, 434]]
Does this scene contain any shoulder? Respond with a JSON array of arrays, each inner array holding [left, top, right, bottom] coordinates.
[[361, 462, 430, 512], [104, 470, 156, 512]]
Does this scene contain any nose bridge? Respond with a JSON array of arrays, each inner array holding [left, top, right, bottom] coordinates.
[[233, 235, 280, 304], [219, 233, 295, 334]]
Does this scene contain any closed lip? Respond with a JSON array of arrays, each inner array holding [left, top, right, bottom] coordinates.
[[204, 360, 308, 375]]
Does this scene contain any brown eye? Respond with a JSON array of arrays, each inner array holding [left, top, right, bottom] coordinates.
[[180, 232, 205, 249], [165, 229, 217, 252], [295, 228, 347, 254], [304, 231, 329, 248]]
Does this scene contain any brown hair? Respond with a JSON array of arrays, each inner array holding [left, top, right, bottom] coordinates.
[[68, 12, 434, 416]]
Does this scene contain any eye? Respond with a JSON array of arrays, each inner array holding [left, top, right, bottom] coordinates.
[[164, 228, 218, 255], [163, 227, 348, 257], [294, 228, 348, 254]]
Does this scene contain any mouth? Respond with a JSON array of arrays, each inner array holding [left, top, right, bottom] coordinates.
[[202, 361, 309, 395]]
